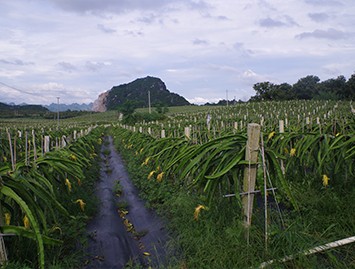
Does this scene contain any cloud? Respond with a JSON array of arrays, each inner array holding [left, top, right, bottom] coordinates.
[[259, 17, 285, 27], [97, 24, 116, 33], [233, 42, 254, 57], [137, 13, 165, 24], [193, 38, 209, 45], [57, 62, 77, 72], [48, 0, 209, 15], [259, 16, 298, 28], [322, 63, 353, 76], [0, 59, 34, 66], [304, 0, 343, 6], [85, 61, 111, 72], [296, 28, 349, 40], [308, 13, 329, 22], [187, 96, 221, 104]]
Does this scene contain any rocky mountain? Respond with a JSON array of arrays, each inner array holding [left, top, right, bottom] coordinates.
[[45, 102, 93, 112], [93, 76, 190, 112]]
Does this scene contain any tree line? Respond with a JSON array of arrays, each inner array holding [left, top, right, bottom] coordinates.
[[250, 73, 355, 101]]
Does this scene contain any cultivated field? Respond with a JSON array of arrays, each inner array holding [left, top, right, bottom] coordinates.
[[1, 100, 354, 268]]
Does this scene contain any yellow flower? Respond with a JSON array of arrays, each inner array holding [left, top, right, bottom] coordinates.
[[69, 154, 77, 161], [77, 177, 82, 186], [2, 156, 7, 162], [5, 213, 11, 225], [290, 148, 296, 156], [75, 199, 86, 211], [147, 171, 155, 180], [194, 205, 206, 221], [23, 215, 30, 229], [336, 133, 340, 137], [156, 172, 164, 182], [322, 174, 330, 187], [140, 148, 144, 154], [268, 131, 275, 139], [65, 178, 72, 192], [141, 157, 150, 166]]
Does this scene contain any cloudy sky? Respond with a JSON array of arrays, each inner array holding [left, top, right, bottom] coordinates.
[[0, 0, 354, 105]]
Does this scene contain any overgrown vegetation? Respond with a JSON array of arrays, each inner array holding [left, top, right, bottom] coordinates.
[[108, 99, 354, 268], [0, 99, 353, 268], [0, 127, 103, 268]]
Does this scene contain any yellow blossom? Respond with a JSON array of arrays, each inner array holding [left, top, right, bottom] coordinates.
[[5, 213, 11, 225], [65, 178, 72, 192], [77, 177, 82, 186], [69, 154, 77, 161], [156, 172, 164, 182], [290, 148, 296, 156], [322, 174, 330, 187], [147, 171, 155, 180], [141, 157, 150, 166], [268, 131, 275, 139], [2, 156, 7, 162], [140, 148, 144, 154], [23, 215, 30, 229], [75, 199, 86, 211], [194, 205, 206, 221], [336, 133, 341, 137]]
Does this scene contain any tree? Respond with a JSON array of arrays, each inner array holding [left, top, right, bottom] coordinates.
[[154, 102, 169, 114], [317, 75, 346, 100], [252, 81, 276, 100], [345, 73, 355, 99], [117, 100, 140, 124], [292, 75, 320, 100]]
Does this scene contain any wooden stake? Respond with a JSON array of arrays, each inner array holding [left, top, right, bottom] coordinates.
[[184, 126, 191, 139], [6, 129, 15, 171], [242, 123, 261, 228]]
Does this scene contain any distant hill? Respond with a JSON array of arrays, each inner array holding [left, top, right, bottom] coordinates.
[[45, 102, 93, 112], [93, 76, 190, 112], [0, 102, 49, 118]]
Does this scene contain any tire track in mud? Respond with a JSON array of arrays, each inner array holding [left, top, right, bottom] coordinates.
[[83, 136, 168, 269]]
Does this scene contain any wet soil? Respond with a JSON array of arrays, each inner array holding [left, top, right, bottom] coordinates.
[[83, 136, 168, 269]]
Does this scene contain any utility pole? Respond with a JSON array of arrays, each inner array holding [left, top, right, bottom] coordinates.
[[148, 91, 151, 114], [57, 97, 60, 130]]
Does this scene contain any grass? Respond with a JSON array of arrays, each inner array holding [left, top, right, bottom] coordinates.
[[111, 127, 355, 269]]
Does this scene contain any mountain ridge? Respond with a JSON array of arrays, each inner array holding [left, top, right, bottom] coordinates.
[[93, 76, 190, 112]]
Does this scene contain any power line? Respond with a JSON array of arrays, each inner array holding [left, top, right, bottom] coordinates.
[[0, 81, 35, 95]]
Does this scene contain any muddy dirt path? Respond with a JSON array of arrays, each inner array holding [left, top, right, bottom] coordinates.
[[83, 136, 168, 269]]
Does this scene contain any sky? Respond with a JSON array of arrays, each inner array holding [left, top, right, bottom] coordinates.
[[0, 0, 354, 105]]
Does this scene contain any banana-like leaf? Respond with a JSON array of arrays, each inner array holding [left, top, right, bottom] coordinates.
[[1, 225, 62, 245], [0, 186, 45, 269]]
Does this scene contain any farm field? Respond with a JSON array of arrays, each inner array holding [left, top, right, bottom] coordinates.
[[0, 100, 354, 268]]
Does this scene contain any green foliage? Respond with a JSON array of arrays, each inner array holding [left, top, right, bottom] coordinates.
[[108, 99, 355, 268], [251, 73, 355, 101], [155, 102, 169, 114], [106, 76, 189, 110], [0, 126, 103, 268]]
